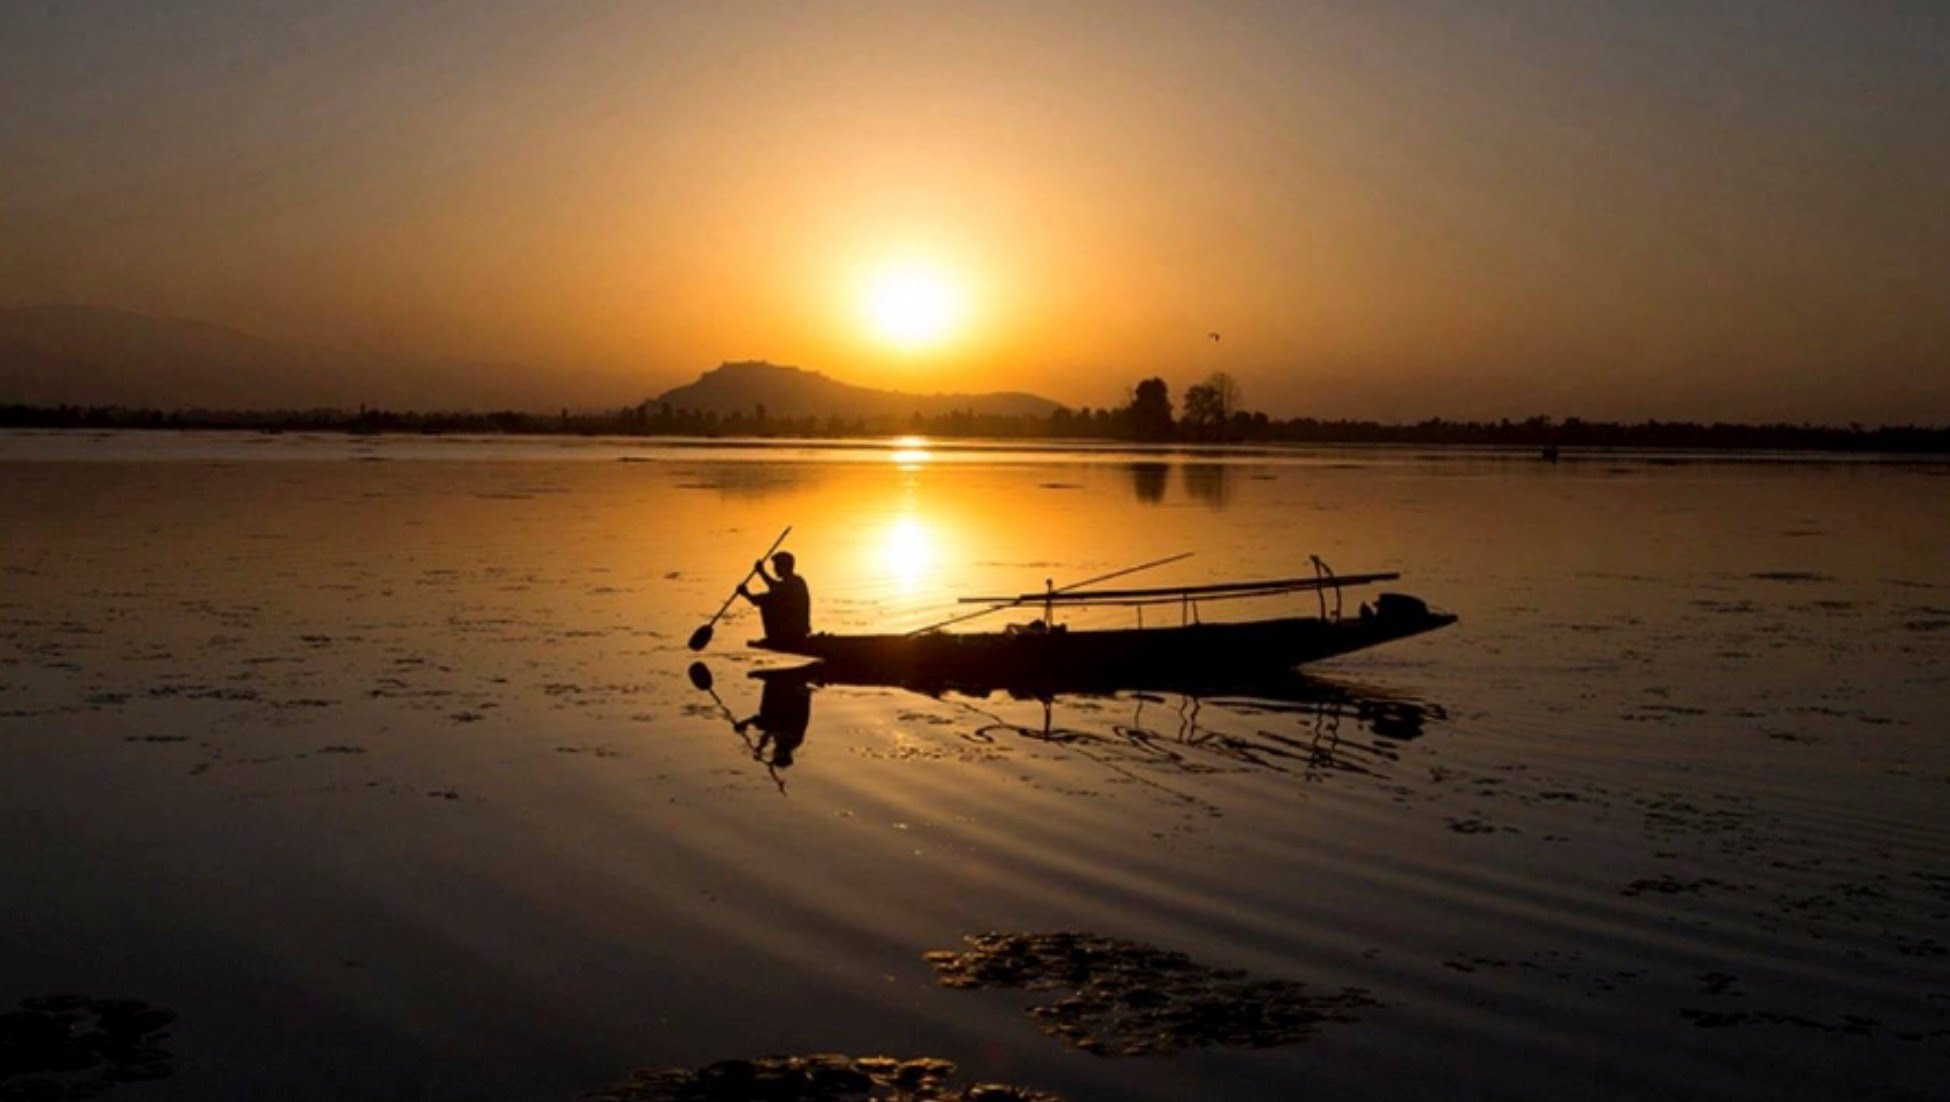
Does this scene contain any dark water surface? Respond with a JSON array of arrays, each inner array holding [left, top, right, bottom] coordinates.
[[2, 431, 1947, 1100]]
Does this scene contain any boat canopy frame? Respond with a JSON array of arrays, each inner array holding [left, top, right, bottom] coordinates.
[[958, 570, 1400, 607], [947, 556, 1396, 631]]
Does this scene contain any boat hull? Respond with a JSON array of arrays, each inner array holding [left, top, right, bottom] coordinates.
[[751, 606, 1456, 694]]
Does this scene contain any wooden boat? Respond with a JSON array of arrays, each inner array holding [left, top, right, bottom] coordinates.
[[750, 561, 1455, 692]]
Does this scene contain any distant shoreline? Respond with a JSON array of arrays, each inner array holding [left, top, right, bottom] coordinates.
[[3, 403, 1947, 456]]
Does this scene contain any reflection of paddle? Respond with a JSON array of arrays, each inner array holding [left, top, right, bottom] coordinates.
[[687, 661, 736, 722], [688, 660, 787, 794], [687, 526, 791, 652]]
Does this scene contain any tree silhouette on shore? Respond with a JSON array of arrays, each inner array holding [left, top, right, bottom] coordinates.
[[4, 400, 1945, 454], [1181, 372, 1242, 441], [1126, 378, 1174, 441]]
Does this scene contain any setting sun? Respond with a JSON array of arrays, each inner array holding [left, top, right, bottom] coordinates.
[[862, 263, 961, 350]]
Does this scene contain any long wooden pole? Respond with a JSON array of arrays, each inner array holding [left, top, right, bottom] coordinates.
[[904, 551, 1194, 636], [957, 570, 1399, 605]]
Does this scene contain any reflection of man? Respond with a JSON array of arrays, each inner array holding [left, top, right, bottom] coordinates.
[[735, 675, 811, 768], [737, 552, 811, 644]]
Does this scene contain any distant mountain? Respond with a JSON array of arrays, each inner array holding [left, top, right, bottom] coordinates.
[[652, 361, 1061, 420], [0, 306, 1066, 418], [0, 304, 575, 411]]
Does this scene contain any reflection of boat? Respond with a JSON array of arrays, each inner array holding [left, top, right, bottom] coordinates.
[[751, 661, 1443, 742], [735, 659, 1446, 792], [752, 565, 1456, 690], [696, 655, 1445, 794]]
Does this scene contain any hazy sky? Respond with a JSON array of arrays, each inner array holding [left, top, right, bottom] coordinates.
[[4, 1, 1947, 421]]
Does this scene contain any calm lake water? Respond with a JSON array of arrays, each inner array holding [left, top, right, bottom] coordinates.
[[3, 430, 1947, 1101]]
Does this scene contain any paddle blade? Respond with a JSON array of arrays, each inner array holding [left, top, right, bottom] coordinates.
[[687, 661, 714, 692], [687, 623, 713, 652]]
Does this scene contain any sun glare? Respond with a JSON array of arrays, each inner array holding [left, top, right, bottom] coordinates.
[[863, 263, 960, 349], [889, 434, 931, 467], [878, 515, 937, 594]]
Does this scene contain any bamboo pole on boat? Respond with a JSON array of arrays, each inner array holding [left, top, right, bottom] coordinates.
[[956, 570, 1400, 604], [903, 551, 1194, 636]]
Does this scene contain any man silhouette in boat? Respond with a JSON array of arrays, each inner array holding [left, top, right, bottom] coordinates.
[[737, 550, 812, 644]]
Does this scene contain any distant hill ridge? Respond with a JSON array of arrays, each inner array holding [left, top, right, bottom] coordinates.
[[0, 305, 1064, 417], [651, 361, 1060, 420]]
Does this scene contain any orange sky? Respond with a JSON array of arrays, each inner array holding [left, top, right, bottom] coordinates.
[[3, 2, 1947, 421]]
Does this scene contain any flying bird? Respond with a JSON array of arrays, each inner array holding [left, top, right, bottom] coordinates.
[[1207, 331, 1221, 342]]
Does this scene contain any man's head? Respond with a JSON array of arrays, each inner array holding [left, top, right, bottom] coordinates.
[[771, 551, 796, 577]]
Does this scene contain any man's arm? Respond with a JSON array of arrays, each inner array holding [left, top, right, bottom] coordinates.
[[737, 559, 779, 606]]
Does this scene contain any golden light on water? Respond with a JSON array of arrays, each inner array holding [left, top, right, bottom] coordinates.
[[877, 515, 938, 595], [889, 434, 932, 467]]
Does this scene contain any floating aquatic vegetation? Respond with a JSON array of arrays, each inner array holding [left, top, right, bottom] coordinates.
[[0, 994, 174, 1098], [1621, 874, 1734, 897], [924, 932, 1379, 1056], [1679, 1008, 1909, 1036], [575, 1054, 1060, 1101]]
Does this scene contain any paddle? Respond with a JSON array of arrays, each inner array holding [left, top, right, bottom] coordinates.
[[688, 525, 791, 652]]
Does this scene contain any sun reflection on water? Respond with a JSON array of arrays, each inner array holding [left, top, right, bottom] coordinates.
[[878, 515, 937, 596], [889, 435, 931, 467]]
